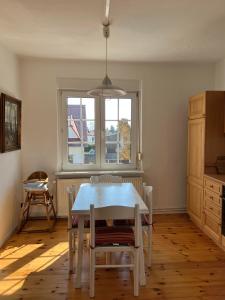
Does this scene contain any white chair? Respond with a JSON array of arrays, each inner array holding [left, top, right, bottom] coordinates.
[[143, 184, 153, 267], [111, 182, 153, 268], [89, 204, 140, 297], [90, 174, 123, 264], [67, 185, 108, 273], [67, 185, 90, 273], [90, 174, 122, 183], [67, 185, 78, 273]]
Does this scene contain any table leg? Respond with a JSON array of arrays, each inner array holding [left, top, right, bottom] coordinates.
[[75, 216, 84, 288], [139, 218, 146, 286]]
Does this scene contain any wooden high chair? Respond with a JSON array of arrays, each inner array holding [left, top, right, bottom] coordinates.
[[18, 171, 57, 232]]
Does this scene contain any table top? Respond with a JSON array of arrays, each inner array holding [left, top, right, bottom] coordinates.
[[72, 182, 148, 214]]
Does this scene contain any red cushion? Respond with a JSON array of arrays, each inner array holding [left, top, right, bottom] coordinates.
[[72, 217, 106, 228], [95, 226, 135, 246], [113, 215, 150, 227]]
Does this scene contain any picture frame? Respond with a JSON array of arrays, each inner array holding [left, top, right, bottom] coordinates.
[[0, 93, 21, 153]]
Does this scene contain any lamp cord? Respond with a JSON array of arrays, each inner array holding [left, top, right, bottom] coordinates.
[[105, 32, 108, 76]]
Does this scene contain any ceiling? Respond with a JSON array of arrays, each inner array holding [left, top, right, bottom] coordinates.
[[0, 0, 225, 62]]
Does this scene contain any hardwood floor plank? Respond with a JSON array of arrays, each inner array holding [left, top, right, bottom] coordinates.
[[0, 215, 225, 299]]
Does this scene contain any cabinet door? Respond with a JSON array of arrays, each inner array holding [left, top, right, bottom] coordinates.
[[187, 180, 203, 225], [203, 211, 221, 243], [187, 118, 205, 185], [189, 93, 206, 119]]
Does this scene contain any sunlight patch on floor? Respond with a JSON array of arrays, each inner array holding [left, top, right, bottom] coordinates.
[[0, 242, 68, 296], [0, 243, 44, 270]]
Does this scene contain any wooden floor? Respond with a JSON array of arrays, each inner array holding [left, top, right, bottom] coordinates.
[[1, 214, 225, 300]]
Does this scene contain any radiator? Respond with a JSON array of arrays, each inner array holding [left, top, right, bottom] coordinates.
[[56, 176, 143, 217]]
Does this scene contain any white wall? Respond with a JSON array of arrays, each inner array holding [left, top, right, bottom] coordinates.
[[20, 58, 215, 213], [0, 44, 21, 247], [215, 59, 225, 89]]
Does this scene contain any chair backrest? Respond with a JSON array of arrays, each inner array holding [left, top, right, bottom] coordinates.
[[67, 185, 78, 228], [143, 184, 153, 223], [90, 174, 122, 184], [90, 204, 140, 248], [27, 171, 48, 182]]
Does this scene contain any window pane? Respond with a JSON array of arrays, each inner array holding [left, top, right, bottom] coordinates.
[[105, 121, 118, 142], [118, 120, 131, 144], [84, 144, 96, 164], [105, 143, 117, 164], [67, 98, 81, 119], [119, 143, 131, 164], [68, 98, 80, 105], [68, 144, 96, 164], [86, 120, 95, 144], [68, 119, 81, 141], [68, 143, 84, 164], [119, 98, 131, 120], [105, 98, 118, 120], [82, 98, 95, 120], [66, 96, 96, 165]]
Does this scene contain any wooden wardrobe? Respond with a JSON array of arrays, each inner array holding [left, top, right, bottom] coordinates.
[[187, 91, 225, 246]]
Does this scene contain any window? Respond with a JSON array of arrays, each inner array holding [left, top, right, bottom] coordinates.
[[61, 91, 139, 170]]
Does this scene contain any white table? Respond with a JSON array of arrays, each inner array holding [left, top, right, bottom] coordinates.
[[72, 182, 148, 288]]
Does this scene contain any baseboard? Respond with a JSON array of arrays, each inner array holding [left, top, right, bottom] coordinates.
[[153, 208, 187, 214]]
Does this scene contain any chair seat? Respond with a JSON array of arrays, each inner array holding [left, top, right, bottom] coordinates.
[[113, 214, 150, 227], [24, 182, 48, 192], [95, 226, 135, 246], [72, 216, 106, 228]]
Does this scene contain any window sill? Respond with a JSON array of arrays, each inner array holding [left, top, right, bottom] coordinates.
[[55, 169, 144, 179]]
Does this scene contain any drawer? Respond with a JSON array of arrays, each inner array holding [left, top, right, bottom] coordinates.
[[203, 211, 221, 241], [204, 197, 221, 219], [204, 189, 221, 206], [204, 178, 222, 195]]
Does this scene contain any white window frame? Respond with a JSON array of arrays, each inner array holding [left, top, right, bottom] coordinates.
[[60, 90, 139, 171], [100, 93, 138, 170]]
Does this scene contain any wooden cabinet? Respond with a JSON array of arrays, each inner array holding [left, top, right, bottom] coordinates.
[[222, 236, 225, 249], [203, 211, 221, 242], [187, 180, 203, 225], [204, 189, 221, 210], [187, 118, 205, 185], [188, 92, 205, 119], [187, 91, 225, 246], [203, 176, 222, 243], [187, 94, 205, 225], [204, 178, 222, 195]]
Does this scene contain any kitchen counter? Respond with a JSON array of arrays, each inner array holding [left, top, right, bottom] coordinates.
[[204, 173, 225, 185]]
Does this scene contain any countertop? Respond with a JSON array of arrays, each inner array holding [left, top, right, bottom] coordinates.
[[204, 173, 225, 185]]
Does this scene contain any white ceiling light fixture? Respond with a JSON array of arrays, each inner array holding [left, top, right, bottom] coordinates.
[[87, 0, 127, 97]]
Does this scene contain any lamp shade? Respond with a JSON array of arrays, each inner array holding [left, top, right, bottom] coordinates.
[[87, 75, 127, 97]]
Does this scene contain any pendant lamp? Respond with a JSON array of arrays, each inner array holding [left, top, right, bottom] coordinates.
[[87, 23, 127, 97]]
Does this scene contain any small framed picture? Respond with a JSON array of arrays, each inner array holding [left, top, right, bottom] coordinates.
[[0, 93, 21, 153]]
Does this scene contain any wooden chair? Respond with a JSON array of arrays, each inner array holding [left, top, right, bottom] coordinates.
[[18, 171, 56, 232], [89, 204, 140, 297], [90, 174, 122, 183]]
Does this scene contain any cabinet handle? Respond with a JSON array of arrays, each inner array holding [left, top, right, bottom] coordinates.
[[210, 185, 214, 188], [210, 196, 213, 200]]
